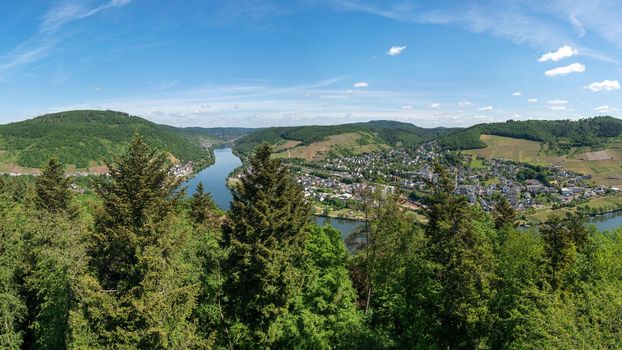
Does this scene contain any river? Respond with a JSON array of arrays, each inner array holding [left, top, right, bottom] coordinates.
[[183, 147, 622, 236], [183, 148, 366, 237]]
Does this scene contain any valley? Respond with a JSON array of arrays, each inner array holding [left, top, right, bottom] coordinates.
[[3, 110, 622, 226]]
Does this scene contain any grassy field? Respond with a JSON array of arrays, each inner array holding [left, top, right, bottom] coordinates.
[[469, 158, 487, 168], [273, 132, 389, 161], [464, 135, 548, 164], [465, 134, 622, 187]]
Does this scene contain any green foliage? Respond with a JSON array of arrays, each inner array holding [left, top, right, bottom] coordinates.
[[4, 137, 622, 349], [189, 182, 217, 224], [0, 110, 212, 168], [0, 194, 27, 349], [282, 225, 365, 349], [438, 116, 622, 151], [357, 194, 426, 348], [222, 143, 311, 347], [34, 158, 72, 213], [540, 213, 590, 290], [493, 197, 517, 229], [80, 135, 204, 348], [235, 120, 460, 156], [423, 164, 497, 348], [489, 229, 545, 348], [22, 215, 87, 350]]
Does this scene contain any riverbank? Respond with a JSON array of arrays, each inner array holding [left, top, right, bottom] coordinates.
[[526, 192, 622, 223]]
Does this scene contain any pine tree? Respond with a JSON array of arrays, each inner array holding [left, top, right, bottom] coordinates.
[[80, 134, 203, 348], [22, 215, 86, 350], [422, 162, 497, 348], [0, 193, 27, 349], [190, 182, 216, 224], [34, 158, 71, 213], [493, 196, 516, 229], [221, 143, 310, 347], [360, 194, 424, 347], [287, 225, 365, 348], [565, 211, 589, 250], [540, 212, 589, 291]]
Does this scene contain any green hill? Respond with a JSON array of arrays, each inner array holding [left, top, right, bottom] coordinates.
[[234, 120, 460, 157], [438, 116, 622, 151], [0, 110, 215, 169]]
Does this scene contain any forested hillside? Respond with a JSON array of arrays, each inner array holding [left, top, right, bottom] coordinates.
[[234, 120, 460, 156], [1, 136, 621, 348], [0, 110, 215, 168], [438, 116, 622, 150]]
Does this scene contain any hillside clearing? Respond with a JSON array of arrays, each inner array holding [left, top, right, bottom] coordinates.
[[464, 135, 547, 164], [464, 134, 622, 187], [273, 132, 389, 161]]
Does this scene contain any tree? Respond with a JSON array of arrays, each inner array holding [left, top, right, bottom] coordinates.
[[221, 143, 310, 347], [79, 134, 203, 348], [356, 194, 426, 348], [190, 182, 216, 224], [539, 212, 590, 291], [540, 215, 575, 290], [565, 211, 589, 251], [0, 193, 26, 349], [493, 196, 516, 230], [22, 215, 87, 350], [357, 184, 378, 314], [421, 162, 497, 348], [34, 158, 71, 213], [489, 228, 546, 348], [284, 225, 365, 349]]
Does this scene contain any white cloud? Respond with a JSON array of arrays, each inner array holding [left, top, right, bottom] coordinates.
[[548, 99, 568, 105], [401, 105, 414, 110], [548, 105, 568, 111], [544, 63, 586, 77], [585, 80, 620, 92], [595, 105, 616, 113], [430, 103, 440, 109], [458, 100, 473, 107], [353, 81, 369, 88], [331, 2, 619, 63], [478, 106, 493, 111], [527, 98, 538, 102], [538, 45, 578, 62], [569, 15, 586, 37], [387, 45, 406, 56], [512, 91, 522, 96]]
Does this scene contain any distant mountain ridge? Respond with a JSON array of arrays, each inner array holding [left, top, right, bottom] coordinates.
[[2, 110, 621, 169], [0, 110, 251, 169], [234, 120, 461, 157]]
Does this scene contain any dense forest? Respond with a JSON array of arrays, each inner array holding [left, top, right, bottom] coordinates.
[[1, 135, 622, 349], [234, 120, 459, 156], [0, 110, 221, 168], [438, 116, 622, 151], [235, 116, 622, 157]]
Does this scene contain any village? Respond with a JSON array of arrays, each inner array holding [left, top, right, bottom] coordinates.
[[292, 143, 616, 217]]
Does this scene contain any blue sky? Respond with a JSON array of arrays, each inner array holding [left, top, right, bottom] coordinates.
[[1, 0, 622, 127]]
